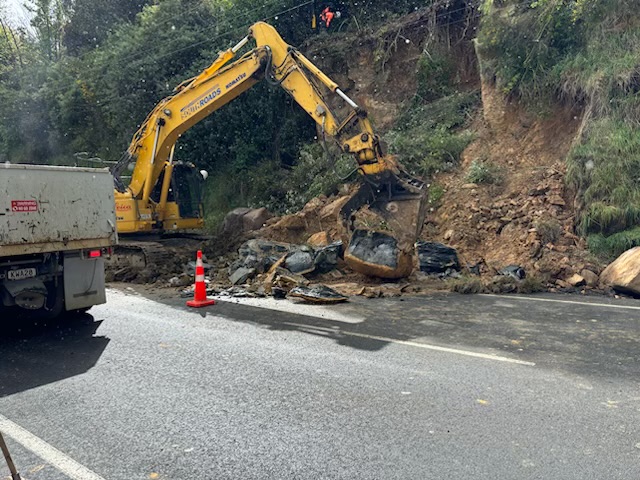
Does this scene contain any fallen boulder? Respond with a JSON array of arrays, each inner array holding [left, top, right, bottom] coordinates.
[[566, 273, 586, 287], [222, 207, 272, 235], [284, 248, 315, 274], [599, 247, 640, 295], [242, 207, 272, 232], [313, 241, 343, 273], [233, 239, 291, 275], [416, 242, 460, 274], [580, 269, 599, 287], [221, 207, 251, 235], [168, 273, 192, 287], [229, 267, 256, 285], [288, 284, 348, 304]]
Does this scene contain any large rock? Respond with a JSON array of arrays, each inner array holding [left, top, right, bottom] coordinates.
[[242, 207, 271, 232], [284, 249, 315, 274], [230, 267, 256, 285], [288, 284, 348, 304], [222, 207, 271, 235], [233, 239, 291, 275], [307, 231, 331, 247], [580, 269, 599, 287], [499, 265, 526, 280], [221, 207, 251, 235], [566, 273, 586, 287], [599, 247, 640, 295], [314, 241, 343, 273], [416, 241, 460, 274]]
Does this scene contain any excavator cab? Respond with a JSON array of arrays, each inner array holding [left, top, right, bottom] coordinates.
[[150, 161, 205, 224], [171, 162, 205, 219]]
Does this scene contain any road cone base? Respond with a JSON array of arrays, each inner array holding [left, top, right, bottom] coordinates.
[[186, 298, 216, 308]]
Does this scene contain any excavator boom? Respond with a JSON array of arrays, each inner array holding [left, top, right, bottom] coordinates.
[[112, 22, 426, 278]]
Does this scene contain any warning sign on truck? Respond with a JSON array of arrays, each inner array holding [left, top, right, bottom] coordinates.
[[11, 200, 38, 212]]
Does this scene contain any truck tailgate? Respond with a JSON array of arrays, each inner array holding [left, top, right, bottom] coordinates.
[[0, 164, 117, 257]]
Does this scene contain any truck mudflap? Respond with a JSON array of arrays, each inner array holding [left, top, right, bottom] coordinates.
[[63, 256, 107, 311]]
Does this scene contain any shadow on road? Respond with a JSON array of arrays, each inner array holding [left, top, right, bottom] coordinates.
[[0, 312, 109, 397], [125, 286, 640, 379], [214, 302, 391, 351]]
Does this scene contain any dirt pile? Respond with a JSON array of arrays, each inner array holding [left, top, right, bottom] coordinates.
[[204, 81, 608, 296], [425, 82, 604, 289]]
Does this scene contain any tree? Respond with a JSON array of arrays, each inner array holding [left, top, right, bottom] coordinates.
[[63, 0, 150, 55], [27, 0, 66, 60]]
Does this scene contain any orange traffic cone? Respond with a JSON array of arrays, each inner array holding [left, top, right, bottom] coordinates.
[[186, 250, 215, 308]]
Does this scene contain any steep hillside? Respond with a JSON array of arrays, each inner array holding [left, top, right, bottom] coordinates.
[[427, 80, 599, 282]]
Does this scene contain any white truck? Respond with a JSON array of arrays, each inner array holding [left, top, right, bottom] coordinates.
[[0, 164, 117, 319]]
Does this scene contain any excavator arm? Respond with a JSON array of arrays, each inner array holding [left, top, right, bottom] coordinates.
[[113, 22, 426, 278]]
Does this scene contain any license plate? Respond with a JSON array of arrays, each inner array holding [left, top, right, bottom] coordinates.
[[7, 268, 37, 281]]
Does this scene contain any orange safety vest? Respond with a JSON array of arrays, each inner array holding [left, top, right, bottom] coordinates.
[[320, 7, 334, 27]]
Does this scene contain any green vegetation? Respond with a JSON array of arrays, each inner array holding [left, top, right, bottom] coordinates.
[[517, 275, 547, 294], [534, 217, 562, 245], [477, 0, 640, 257], [465, 158, 502, 185], [427, 183, 446, 207], [448, 275, 485, 294], [386, 91, 480, 178], [0, 0, 460, 232]]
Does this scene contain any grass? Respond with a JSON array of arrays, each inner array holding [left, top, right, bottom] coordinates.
[[386, 91, 480, 179], [587, 227, 640, 260], [465, 159, 503, 185], [534, 218, 562, 245], [448, 275, 485, 294], [427, 183, 445, 207], [517, 275, 547, 294]]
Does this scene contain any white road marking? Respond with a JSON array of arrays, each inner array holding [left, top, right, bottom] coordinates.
[[480, 294, 640, 311], [0, 414, 106, 480], [282, 322, 535, 366]]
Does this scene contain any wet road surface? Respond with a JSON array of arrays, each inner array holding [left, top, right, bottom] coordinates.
[[0, 288, 639, 479]]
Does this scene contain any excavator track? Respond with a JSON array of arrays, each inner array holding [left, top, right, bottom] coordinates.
[[107, 236, 207, 281], [110, 241, 176, 270]]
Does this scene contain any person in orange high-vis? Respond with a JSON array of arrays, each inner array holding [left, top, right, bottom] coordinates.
[[320, 6, 335, 28]]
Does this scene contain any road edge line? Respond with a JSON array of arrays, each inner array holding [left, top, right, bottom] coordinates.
[[0, 414, 106, 480], [282, 322, 535, 366], [480, 294, 640, 310]]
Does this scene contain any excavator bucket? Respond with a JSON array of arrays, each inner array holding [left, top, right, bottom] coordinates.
[[340, 168, 428, 279]]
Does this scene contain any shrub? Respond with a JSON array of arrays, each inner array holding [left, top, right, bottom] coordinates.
[[386, 91, 480, 178], [448, 275, 485, 294], [587, 228, 640, 260], [535, 218, 562, 244], [465, 159, 502, 185]]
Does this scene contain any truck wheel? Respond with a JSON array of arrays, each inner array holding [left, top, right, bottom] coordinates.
[[31, 280, 64, 321]]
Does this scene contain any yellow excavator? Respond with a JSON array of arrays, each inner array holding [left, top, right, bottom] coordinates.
[[111, 22, 426, 278]]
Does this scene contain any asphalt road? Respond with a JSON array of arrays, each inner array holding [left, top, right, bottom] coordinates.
[[1, 288, 640, 479]]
